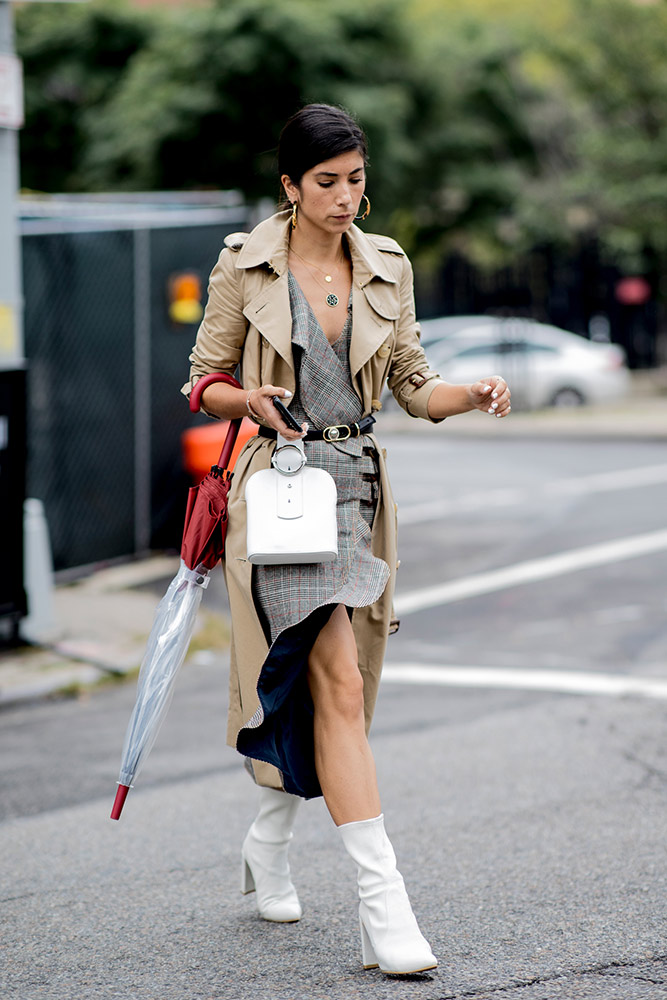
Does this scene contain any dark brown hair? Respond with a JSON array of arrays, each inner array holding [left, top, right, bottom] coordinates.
[[278, 104, 368, 191]]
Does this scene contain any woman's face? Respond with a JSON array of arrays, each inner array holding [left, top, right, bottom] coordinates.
[[282, 149, 366, 235]]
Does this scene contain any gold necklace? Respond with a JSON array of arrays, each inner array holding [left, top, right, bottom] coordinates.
[[289, 246, 344, 282], [289, 246, 346, 308]]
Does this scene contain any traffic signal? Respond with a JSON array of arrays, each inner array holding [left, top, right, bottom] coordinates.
[[168, 272, 204, 324]]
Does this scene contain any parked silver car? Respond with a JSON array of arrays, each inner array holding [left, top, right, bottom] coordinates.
[[416, 316, 630, 409]]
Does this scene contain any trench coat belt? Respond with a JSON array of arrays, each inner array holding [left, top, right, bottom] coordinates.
[[258, 414, 376, 442]]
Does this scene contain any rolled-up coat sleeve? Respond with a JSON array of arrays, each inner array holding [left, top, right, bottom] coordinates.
[[180, 248, 248, 403], [386, 255, 445, 422]]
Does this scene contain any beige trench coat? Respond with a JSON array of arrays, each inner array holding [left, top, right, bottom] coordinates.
[[183, 210, 443, 791]]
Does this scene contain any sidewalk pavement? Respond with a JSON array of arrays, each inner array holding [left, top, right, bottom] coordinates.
[[1, 373, 664, 711], [0, 556, 185, 708], [376, 368, 666, 438]]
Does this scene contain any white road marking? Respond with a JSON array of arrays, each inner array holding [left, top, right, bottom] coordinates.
[[398, 488, 522, 524], [394, 528, 667, 616], [398, 463, 667, 526], [382, 663, 667, 700]]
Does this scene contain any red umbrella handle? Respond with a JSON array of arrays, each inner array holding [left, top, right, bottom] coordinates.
[[189, 372, 242, 412], [189, 372, 244, 471]]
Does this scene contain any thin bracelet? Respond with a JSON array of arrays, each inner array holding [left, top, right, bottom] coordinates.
[[246, 390, 262, 423]]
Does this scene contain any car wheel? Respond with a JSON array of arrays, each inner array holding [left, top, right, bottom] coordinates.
[[550, 387, 586, 408]]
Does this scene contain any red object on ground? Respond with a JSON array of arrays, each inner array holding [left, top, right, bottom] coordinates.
[[110, 784, 130, 820]]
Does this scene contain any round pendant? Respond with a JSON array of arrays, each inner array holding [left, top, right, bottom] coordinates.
[[326, 292, 339, 308]]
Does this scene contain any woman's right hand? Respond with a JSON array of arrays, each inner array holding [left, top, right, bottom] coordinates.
[[247, 385, 308, 440]]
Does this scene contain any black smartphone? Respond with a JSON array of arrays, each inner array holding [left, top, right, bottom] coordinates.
[[272, 395, 303, 433]]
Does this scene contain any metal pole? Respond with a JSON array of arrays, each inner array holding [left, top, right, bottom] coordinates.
[[133, 227, 152, 554], [0, 0, 23, 363]]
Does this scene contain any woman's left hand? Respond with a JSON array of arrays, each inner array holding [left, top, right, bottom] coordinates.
[[467, 375, 511, 417]]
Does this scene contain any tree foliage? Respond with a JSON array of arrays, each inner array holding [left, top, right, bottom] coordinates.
[[78, 0, 431, 214], [14, 0, 667, 276], [533, 0, 667, 273], [16, 0, 540, 260], [15, 2, 157, 192]]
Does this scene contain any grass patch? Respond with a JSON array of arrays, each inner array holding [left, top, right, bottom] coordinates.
[[52, 681, 85, 700], [187, 611, 231, 657], [97, 665, 141, 688], [51, 664, 141, 701]]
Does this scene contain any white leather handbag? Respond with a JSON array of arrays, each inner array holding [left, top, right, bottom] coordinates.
[[245, 436, 338, 564]]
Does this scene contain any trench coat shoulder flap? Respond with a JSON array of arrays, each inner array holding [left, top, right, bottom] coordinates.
[[225, 215, 294, 367]]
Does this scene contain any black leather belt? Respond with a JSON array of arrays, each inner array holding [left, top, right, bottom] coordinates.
[[258, 414, 376, 442]]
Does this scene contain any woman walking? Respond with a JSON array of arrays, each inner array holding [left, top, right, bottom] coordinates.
[[183, 104, 510, 975]]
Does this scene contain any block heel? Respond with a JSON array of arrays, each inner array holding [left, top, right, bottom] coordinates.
[[241, 855, 255, 895], [360, 916, 379, 969]]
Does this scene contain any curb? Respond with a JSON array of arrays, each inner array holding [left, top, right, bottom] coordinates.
[[0, 557, 182, 709], [375, 402, 665, 441], [0, 555, 232, 710], [0, 636, 146, 710]]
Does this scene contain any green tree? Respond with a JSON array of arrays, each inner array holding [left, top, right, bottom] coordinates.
[[15, 1, 157, 192], [537, 0, 667, 274], [392, 15, 543, 266], [77, 0, 438, 224], [16, 0, 558, 278], [16, 0, 540, 259]]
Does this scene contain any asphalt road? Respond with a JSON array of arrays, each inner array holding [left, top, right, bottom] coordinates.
[[1, 433, 666, 1000]]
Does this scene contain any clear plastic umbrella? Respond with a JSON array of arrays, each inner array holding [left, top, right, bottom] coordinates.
[[110, 562, 210, 817], [110, 373, 244, 820]]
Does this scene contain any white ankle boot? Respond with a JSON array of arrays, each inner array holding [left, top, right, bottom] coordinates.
[[241, 786, 302, 922], [338, 814, 437, 975]]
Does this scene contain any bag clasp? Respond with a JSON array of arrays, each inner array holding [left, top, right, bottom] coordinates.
[[271, 437, 307, 476]]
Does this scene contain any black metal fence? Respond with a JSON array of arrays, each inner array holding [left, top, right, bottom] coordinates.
[[21, 196, 251, 572], [415, 244, 660, 369]]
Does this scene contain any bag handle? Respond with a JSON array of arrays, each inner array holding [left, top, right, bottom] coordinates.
[[189, 372, 244, 471]]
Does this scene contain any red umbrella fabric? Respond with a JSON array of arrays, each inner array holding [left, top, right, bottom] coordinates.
[[180, 374, 244, 570], [110, 373, 243, 820]]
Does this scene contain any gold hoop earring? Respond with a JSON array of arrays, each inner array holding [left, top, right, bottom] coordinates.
[[291, 202, 298, 229], [355, 194, 371, 221]]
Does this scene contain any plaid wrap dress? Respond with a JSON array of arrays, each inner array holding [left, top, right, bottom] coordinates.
[[236, 274, 390, 797]]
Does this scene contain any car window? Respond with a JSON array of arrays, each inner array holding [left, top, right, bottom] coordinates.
[[502, 342, 558, 355], [451, 341, 559, 359], [450, 344, 498, 359]]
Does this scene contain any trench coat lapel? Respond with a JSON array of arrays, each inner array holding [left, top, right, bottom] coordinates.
[[237, 212, 294, 369], [242, 275, 293, 369], [346, 225, 400, 379], [349, 285, 397, 379]]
